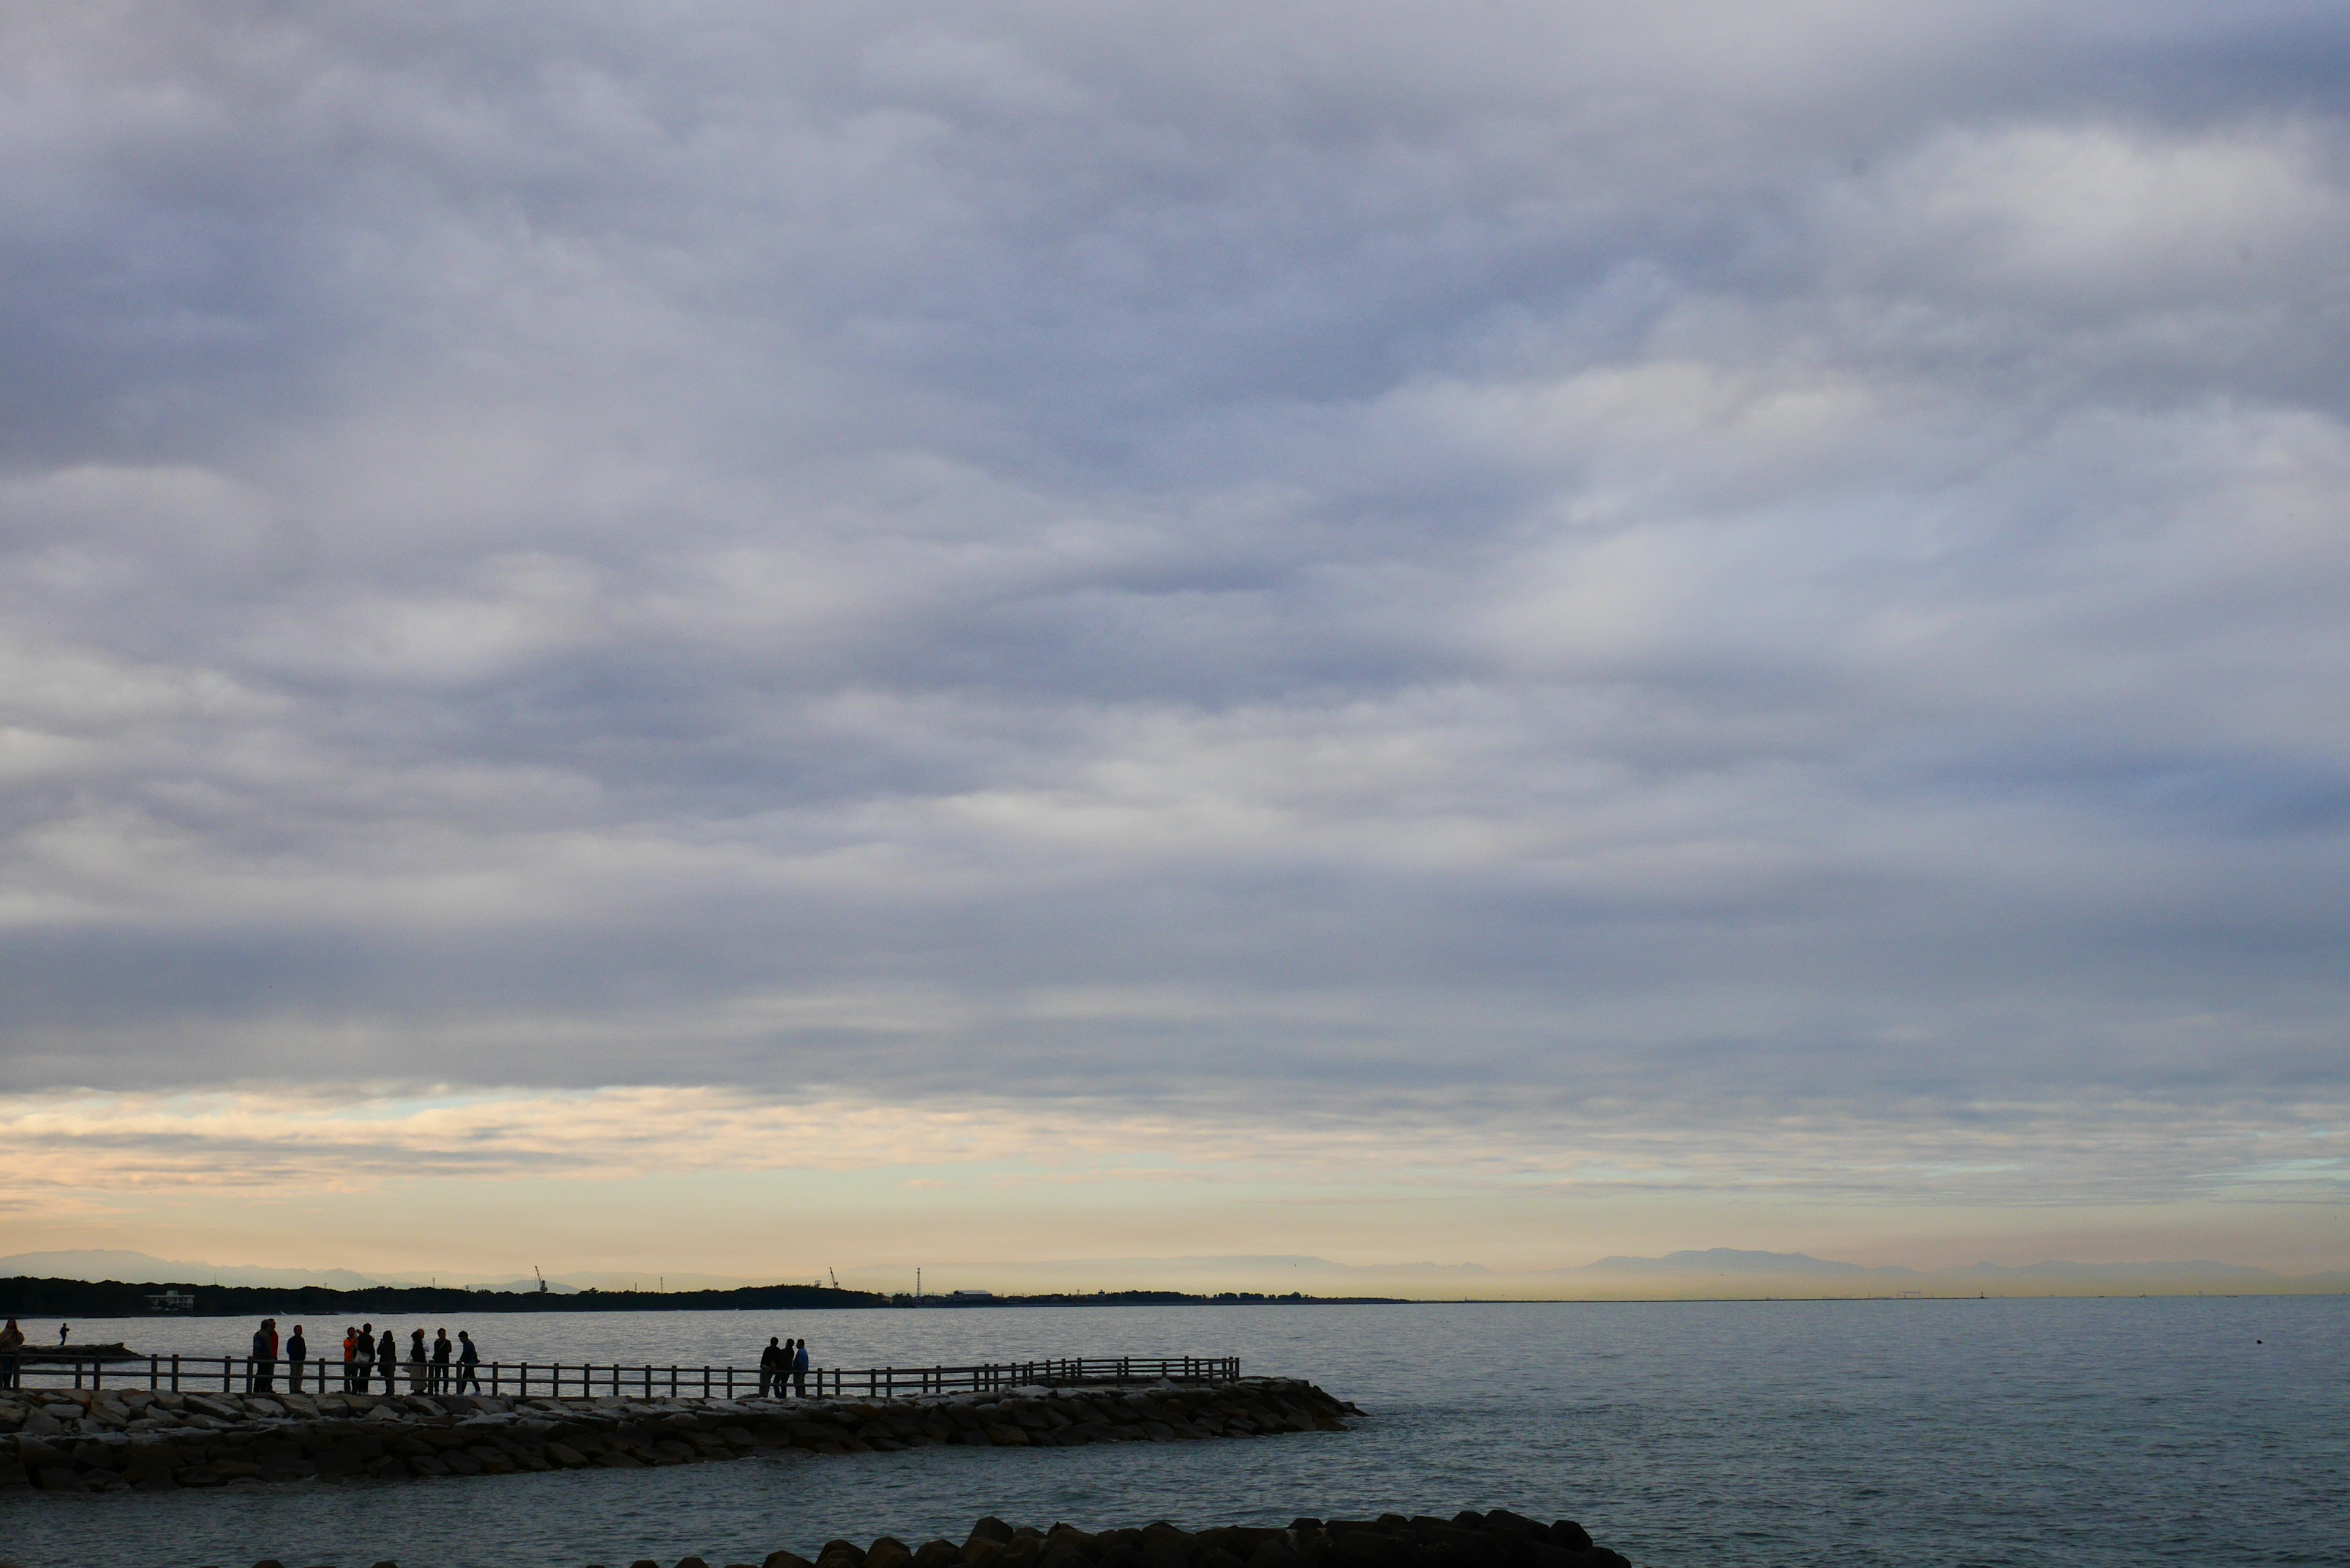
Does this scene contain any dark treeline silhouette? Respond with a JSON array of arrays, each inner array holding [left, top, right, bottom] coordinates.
[[908, 1290, 1406, 1307], [0, 1275, 1407, 1320], [0, 1276, 882, 1320]]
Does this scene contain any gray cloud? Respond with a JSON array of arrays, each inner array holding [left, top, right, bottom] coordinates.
[[2, 2, 2346, 1185]]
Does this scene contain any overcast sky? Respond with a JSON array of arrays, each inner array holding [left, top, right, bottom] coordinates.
[[2, 1, 2345, 1281]]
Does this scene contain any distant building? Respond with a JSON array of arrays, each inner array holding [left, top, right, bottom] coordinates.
[[947, 1289, 995, 1301], [145, 1290, 196, 1312]]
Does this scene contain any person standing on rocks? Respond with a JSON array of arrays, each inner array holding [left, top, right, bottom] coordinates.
[[341, 1326, 358, 1391], [0, 1317, 23, 1389], [431, 1327, 453, 1392], [759, 1335, 785, 1397], [286, 1324, 308, 1392], [455, 1329, 481, 1392], [793, 1335, 810, 1397], [378, 1326, 399, 1394], [407, 1327, 430, 1392], [356, 1322, 377, 1392], [249, 1318, 279, 1393]]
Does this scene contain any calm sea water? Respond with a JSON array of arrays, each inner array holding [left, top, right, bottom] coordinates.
[[6, 1297, 2343, 1568]]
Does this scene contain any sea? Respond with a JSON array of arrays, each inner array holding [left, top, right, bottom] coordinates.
[[4, 1296, 2342, 1568]]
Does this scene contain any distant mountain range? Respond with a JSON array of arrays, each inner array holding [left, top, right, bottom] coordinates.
[[1573, 1248, 2285, 1280], [5, 1246, 2341, 1297], [977, 1249, 2346, 1296], [1558, 1249, 2339, 1293]]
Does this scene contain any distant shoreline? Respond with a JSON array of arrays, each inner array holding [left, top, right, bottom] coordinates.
[[1, 1274, 2338, 1319], [0, 1276, 1416, 1318]]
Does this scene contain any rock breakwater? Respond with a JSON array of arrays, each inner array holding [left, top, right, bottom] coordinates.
[[0, 1506, 1635, 1568], [735, 1510, 1633, 1568], [0, 1378, 1352, 1495]]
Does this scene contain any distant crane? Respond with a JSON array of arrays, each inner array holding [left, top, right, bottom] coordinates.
[[534, 1267, 548, 1294], [829, 1268, 840, 1290]]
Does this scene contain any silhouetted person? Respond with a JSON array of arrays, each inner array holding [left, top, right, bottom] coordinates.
[[250, 1318, 278, 1393], [0, 1318, 23, 1390], [355, 1322, 376, 1392], [286, 1324, 308, 1392], [793, 1337, 809, 1397], [407, 1328, 429, 1393], [378, 1328, 398, 1394], [431, 1327, 453, 1392], [758, 1335, 783, 1397], [456, 1329, 480, 1392]]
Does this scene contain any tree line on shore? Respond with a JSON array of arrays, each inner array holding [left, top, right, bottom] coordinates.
[[0, 1275, 1405, 1319]]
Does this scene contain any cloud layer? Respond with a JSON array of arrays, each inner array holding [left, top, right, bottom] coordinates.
[[2, 2, 2346, 1238]]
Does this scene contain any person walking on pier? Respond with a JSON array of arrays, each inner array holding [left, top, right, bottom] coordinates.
[[431, 1327, 453, 1392], [286, 1324, 308, 1392], [0, 1318, 23, 1389], [249, 1318, 279, 1393], [793, 1336, 810, 1397], [759, 1335, 785, 1397], [455, 1330, 480, 1392], [378, 1327, 399, 1394]]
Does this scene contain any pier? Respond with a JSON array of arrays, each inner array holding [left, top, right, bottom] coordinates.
[[1, 1365, 1352, 1495], [9, 1352, 1242, 1402]]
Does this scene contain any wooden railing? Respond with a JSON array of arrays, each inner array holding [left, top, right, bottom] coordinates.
[[4, 1353, 1242, 1400]]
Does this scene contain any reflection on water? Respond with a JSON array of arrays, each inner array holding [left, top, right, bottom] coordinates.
[[8, 1297, 2343, 1568]]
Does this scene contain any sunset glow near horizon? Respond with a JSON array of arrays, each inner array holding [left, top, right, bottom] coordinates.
[[3, 2, 2347, 1290]]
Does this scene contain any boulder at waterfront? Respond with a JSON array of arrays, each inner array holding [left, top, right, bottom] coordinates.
[[0, 1377, 1356, 1494]]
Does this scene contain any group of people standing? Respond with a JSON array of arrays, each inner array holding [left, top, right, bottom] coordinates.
[[242, 1318, 480, 1394], [10, 1313, 819, 1400], [759, 1335, 810, 1397]]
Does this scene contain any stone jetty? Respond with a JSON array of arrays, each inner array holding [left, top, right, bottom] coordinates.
[[0, 1377, 1353, 1495], [0, 1506, 1638, 1568], [743, 1511, 1635, 1568]]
